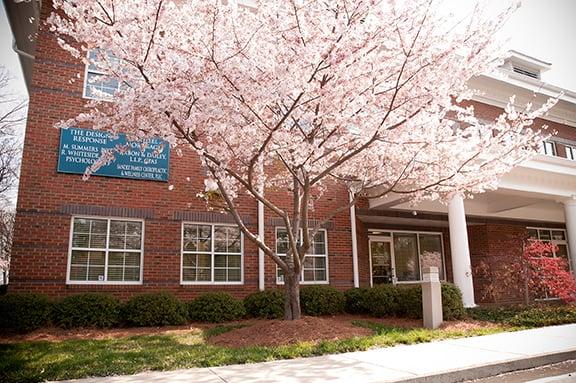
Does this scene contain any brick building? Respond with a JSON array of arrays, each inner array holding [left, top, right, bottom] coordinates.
[[5, 1, 576, 306]]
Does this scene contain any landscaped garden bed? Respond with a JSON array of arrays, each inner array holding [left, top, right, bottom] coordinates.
[[0, 285, 574, 383]]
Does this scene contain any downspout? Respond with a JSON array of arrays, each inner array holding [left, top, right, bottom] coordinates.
[[257, 160, 265, 291], [350, 191, 359, 288], [258, 199, 265, 290]]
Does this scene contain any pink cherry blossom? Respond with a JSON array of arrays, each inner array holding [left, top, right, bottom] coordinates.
[[49, 0, 555, 319]]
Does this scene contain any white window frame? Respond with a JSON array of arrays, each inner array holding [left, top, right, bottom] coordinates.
[[180, 222, 244, 285], [527, 227, 571, 300], [82, 49, 121, 101], [66, 216, 145, 285], [526, 227, 571, 270], [541, 141, 557, 156], [566, 145, 576, 161], [275, 227, 330, 285], [368, 230, 447, 286]]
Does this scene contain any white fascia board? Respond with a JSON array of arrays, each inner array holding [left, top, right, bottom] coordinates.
[[520, 154, 576, 177], [468, 73, 576, 127]]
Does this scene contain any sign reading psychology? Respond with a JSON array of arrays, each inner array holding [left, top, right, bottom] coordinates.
[[57, 127, 170, 182]]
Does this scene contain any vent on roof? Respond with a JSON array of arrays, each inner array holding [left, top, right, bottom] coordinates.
[[512, 66, 540, 79]]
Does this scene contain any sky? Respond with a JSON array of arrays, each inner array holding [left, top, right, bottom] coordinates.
[[1, 0, 576, 96]]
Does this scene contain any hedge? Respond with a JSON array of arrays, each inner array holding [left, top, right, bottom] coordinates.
[[244, 290, 284, 319], [0, 293, 52, 332], [300, 285, 345, 316], [343, 283, 465, 320], [123, 293, 188, 327], [441, 283, 466, 320], [344, 287, 372, 314], [364, 285, 400, 317], [468, 305, 576, 327], [52, 293, 121, 329], [188, 292, 246, 323]]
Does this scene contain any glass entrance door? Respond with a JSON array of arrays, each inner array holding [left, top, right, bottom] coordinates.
[[370, 239, 394, 285]]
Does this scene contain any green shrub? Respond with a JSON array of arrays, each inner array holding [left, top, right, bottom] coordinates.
[[123, 293, 187, 327], [344, 287, 372, 314], [344, 283, 464, 320], [467, 306, 524, 323], [364, 285, 399, 317], [188, 292, 246, 323], [0, 293, 52, 332], [244, 290, 284, 319], [300, 285, 345, 316], [468, 305, 576, 327], [507, 306, 576, 327], [441, 283, 466, 320], [52, 293, 120, 329], [396, 285, 423, 319]]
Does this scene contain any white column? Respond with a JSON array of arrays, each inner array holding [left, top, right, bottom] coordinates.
[[448, 194, 476, 307], [564, 197, 576, 276]]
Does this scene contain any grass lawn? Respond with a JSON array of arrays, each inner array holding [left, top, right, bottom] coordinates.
[[0, 321, 507, 383]]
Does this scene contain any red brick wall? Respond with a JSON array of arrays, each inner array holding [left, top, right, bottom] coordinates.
[[10, 2, 358, 299], [467, 100, 576, 157], [11, 2, 574, 302]]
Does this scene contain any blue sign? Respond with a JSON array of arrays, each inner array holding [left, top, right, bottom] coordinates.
[[58, 128, 170, 182]]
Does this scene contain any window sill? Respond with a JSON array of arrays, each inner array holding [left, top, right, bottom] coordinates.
[[180, 281, 244, 286], [66, 281, 143, 285], [276, 280, 330, 285]]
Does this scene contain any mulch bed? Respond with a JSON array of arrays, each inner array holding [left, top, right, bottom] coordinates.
[[207, 316, 373, 348], [0, 316, 498, 346]]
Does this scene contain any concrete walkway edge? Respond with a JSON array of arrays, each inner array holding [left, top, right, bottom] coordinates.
[[399, 351, 576, 383]]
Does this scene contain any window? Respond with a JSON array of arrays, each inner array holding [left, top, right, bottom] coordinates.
[[566, 145, 576, 160], [68, 217, 143, 284], [527, 227, 571, 268], [276, 228, 328, 284], [527, 227, 571, 300], [83, 49, 121, 100], [368, 230, 445, 284], [182, 223, 242, 284], [541, 141, 557, 156]]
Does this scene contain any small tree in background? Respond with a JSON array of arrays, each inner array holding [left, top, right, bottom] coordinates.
[[0, 66, 26, 284], [48, 0, 556, 319], [476, 240, 576, 305]]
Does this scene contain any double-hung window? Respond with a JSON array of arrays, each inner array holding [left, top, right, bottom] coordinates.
[[541, 141, 557, 156], [83, 49, 122, 100], [275, 228, 328, 284], [181, 223, 243, 284], [527, 227, 571, 299], [566, 145, 576, 160], [68, 217, 143, 284], [527, 227, 571, 267]]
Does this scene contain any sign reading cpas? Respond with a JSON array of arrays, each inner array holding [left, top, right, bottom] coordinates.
[[57, 128, 170, 182]]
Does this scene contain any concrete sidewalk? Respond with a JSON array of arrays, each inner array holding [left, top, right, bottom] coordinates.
[[58, 324, 576, 383]]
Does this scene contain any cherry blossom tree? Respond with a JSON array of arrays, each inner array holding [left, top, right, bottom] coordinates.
[[0, 66, 25, 284], [48, 0, 555, 319]]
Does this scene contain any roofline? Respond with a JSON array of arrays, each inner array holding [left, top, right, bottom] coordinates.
[[508, 50, 552, 69]]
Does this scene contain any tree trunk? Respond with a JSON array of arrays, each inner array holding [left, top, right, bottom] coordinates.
[[284, 271, 301, 320]]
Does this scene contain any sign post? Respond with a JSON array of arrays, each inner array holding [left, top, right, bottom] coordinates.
[[422, 266, 443, 329]]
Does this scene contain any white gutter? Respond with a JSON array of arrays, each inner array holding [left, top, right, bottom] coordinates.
[[12, 38, 35, 60], [349, 191, 359, 288]]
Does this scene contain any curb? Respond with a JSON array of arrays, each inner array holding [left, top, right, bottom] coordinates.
[[394, 351, 576, 383]]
